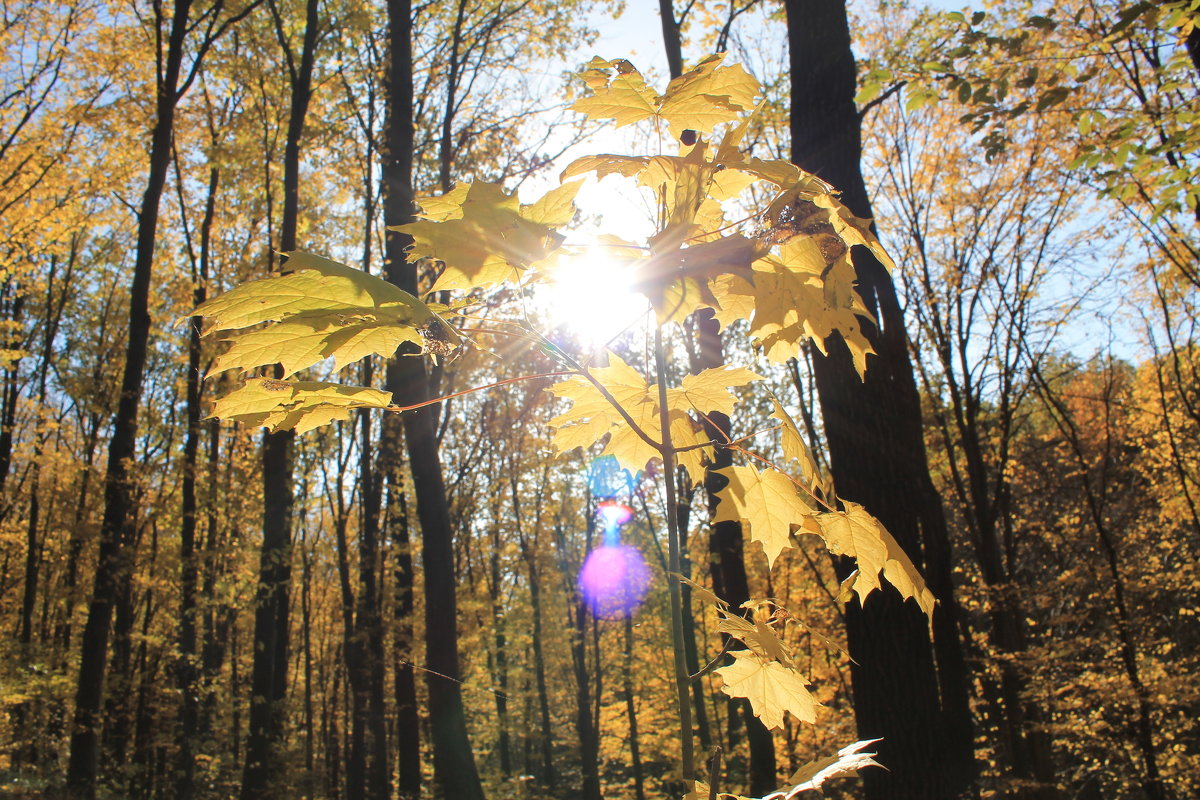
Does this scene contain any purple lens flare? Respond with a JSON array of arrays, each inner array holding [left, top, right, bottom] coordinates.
[[579, 543, 651, 619]]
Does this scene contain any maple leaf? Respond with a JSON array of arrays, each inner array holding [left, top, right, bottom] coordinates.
[[560, 153, 649, 182], [209, 312, 425, 378], [192, 251, 434, 333], [398, 181, 568, 293], [708, 273, 756, 330], [769, 398, 826, 495], [658, 54, 759, 139], [547, 355, 762, 484], [571, 57, 661, 128], [665, 365, 763, 417], [715, 651, 817, 729], [717, 606, 795, 667], [802, 502, 936, 623], [735, 244, 875, 376], [713, 465, 814, 567], [193, 252, 462, 375], [638, 234, 765, 325], [571, 55, 760, 141], [209, 379, 392, 434], [520, 179, 582, 227]]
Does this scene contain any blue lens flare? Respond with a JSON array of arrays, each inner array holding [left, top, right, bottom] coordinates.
[[578, 543, 651, 619], [588, 455, 633, 500]]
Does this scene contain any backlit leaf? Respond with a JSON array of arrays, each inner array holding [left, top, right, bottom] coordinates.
[[715, 651, 817, 729], [803, 502, 936, 623], [713, 465, 814, 566], [398, 181, 567, 293], [209, 379, 392, 434]]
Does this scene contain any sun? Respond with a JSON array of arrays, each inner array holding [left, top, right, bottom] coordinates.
[[538, 244, 649, 347]]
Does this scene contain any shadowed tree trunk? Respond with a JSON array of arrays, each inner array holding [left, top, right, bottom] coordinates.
[[241, 0, 319, 796], [176, 158, 219, 800], [382, 0, 485, 796], [783, 2, 976, 798], [66, 2, 195, 796]]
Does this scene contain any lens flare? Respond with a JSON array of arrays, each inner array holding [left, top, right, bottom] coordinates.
[[596, 500, 634, 536], [578, 544, 651, 619], [588, 454, 633, 500]]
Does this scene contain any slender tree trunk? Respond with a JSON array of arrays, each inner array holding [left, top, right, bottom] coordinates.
[[177, 162, 219, 800], [558, 528, 602, 800], [66, 5, 194, 795], [623, 612, 647, 800], [521, 534, 556, 788], [358, 351, 391, 799], [382, 1, 485, 796], [782, 2, 976, 798], [387, 462, 420, 799], [241, 1, 318, 795], [488, 529, 513, 776], [0, 290, 23, 499]]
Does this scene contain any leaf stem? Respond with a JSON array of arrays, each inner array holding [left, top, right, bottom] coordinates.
[[689, 637, 734, 680], [654, 324, 695, 783], [529, 327, 665, 453]]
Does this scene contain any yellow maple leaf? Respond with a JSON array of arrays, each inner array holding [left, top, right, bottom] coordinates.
[[209, 379, 392, 434], [769, 398, 825, 493], [713, 465, 814, 566], [717, 607, 795, 668], [658, 54, 759, 139], [547, 354, 764, 484], [570, 57, 660, 127], [398, 182, 565, 293], [666, 366, 764, 417], [570, 54, 760, 141], [803, 502, 936, 623], [715, 651, 817, 729]]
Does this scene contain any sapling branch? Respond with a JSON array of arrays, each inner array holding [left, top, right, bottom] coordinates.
[[385, 370, 572, 414], [654, 324, 696, 783]]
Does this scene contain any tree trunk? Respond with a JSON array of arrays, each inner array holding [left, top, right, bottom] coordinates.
[[382, 1, 485, 796], [783, 2, 976, 798], [557, 526, 602, 800], [241, 1, 319, 795], [177, 161, 219, 800], [623, 612, 647, 800], [66, 3, 195, 795]]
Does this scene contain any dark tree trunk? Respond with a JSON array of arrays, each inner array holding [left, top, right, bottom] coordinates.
[[387, 458, 421, 799], [783, 2, 976, 798], [488, 529, 513, 776], [357, 277, 391, 800], [623, 613, 647, 800], [177, 162, 219, 800], [382, 1, 485, 796], [0, 290, 23, 499], [241, 1, 318, 795], [561, 546, 602, 800], [379, 20, 420, 790], [66, 2, 195, 796], [527, 548, 556, 788]]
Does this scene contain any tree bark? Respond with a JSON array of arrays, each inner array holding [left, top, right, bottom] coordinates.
[[66, 2, 195, 796], [241, 0, 319, 795], [177, 161, 219, 800], [382, 1, 485, 796], [783, 2, 976, 798]]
